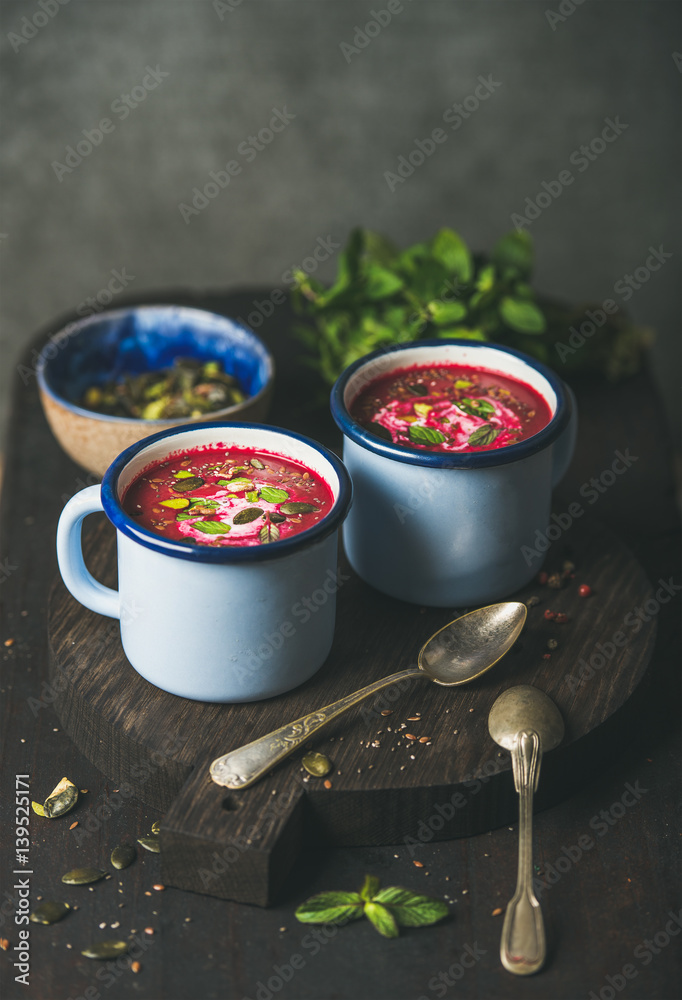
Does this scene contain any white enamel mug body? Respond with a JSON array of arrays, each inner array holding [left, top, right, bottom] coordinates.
[[56, 423, 352, 702], [330, 340, 577, 608]]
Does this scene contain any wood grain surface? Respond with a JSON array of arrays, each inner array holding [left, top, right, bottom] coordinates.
[[0, 290, 679, 1000], [47, 516, 656, 905]]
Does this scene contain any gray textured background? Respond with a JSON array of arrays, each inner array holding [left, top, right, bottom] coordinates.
[[1, 0, 680, 454]]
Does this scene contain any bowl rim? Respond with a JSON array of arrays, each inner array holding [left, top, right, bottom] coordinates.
[[36, 303, 275, 424], [100, 421, 353, 563], [330, 338, 573, 470]]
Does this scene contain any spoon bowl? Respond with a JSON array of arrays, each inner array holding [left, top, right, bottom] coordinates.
[[419, 601, 528, 685], [211, 601, 527, 790]]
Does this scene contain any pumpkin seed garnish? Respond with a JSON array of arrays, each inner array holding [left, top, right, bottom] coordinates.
[[62, 867, 107, 885], [365, 421, 392, 442], [82, 940, 129, 960], [258, 522, 280, 544], [250, 458, 265, 469], [269, 512, 286, 523], [279, 502, 318, 516], [30, 901, 71, 925], [151, 821, 161, 835], [137, 837, 160, 854], [233, 507, 264, 525], [160, 498, 190, 509], [302, 752, 333, 778], [171, 476, 204, 493], [44, 777, 78, 819], [111, 844, 136, 870], [31, 801, 45, 817]]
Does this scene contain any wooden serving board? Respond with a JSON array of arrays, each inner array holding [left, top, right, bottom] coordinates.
[[48, 515, 656, 906]]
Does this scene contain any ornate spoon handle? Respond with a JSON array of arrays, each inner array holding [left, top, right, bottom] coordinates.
[[210, 666, 422, 790], [500, 730, 546, 976]]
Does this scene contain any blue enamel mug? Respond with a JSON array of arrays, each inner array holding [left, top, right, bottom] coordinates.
[[330, 340, 577, 607], [56, 423, 352, 702]]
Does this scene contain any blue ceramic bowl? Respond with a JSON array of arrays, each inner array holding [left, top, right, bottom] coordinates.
[[37, 304, 274, 477], [331, 339, 578, 607]]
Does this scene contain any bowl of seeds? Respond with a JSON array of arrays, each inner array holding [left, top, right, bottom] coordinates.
[[37, 304, 275, 477]]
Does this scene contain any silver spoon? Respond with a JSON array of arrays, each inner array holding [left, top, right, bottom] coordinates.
[[211, 601, 527, 790], [488, 685, 565, 976]]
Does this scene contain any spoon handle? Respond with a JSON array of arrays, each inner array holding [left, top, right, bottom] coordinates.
[[500, 730, 546, 976], [210, 667, 422, 790]]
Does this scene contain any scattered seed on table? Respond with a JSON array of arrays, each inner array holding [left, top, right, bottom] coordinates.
[[413, 861, 424, 868], [526, 596, 540, 607], [380, 710, 392, 716], [492, 908, 503, 917], [0, 939, 9, 951], [98, 922, 106, 930], [82, 940, 128, 960], [184, 918, 191, 923], [153, 884, 165, 892], [419, 737, 430, 743], [69, 822, 78, 830], [547, 639, 558, 650], [407, 716, 421, 721], [405, 734, 416, 741], [323, 779, 332, 789], [62, 868, 107, 885], [543, 653, 552, 660], [144, 927, 154, 935], [131, 961, 141, 974], [144, 892, 152, 897], [548, 573, 562, 589], [4, 638, 14, 647]]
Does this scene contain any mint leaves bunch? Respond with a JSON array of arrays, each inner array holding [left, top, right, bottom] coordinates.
[[291, 226, 651, 384], [295, 875, 449, 939], [291, 227, 546, 386]]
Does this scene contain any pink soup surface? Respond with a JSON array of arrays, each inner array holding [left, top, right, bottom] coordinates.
[[349, 363, 552, 453], [122, 445, 334, 547]]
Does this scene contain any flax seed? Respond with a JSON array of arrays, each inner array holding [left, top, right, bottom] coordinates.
[[419, 737, 429, 743], [131, 961, 141, 973], [323, 779, 332, 789], [492, 907, 503, 917], [405, 734, 417, 741], [413, 861, 424, 868]]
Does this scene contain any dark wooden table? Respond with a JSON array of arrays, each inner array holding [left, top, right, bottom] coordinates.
[[1, 291, 680, 1000]]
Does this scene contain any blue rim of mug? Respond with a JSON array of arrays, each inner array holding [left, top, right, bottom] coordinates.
[[330, 339, 572, 469], [101, 422, 353, 563]]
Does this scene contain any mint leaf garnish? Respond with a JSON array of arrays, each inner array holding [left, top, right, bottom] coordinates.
[[294, 892, 364, 925], [259, 486, 289, 503], [409, 425, 447, 446], [468, 424, 502, 447], [295, 876, 449, 938], [192, 520, 231, 534]]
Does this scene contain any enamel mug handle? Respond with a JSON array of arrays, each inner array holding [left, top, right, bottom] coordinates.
[[56, 485, 120, 619], [551, 384, 578, 488]]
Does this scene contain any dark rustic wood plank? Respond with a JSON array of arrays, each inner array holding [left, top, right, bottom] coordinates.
[[0, 290, 679, 1000], [47, 511, 656, 904]]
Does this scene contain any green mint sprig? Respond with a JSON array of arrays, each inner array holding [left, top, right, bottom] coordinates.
[[295, 875, 449, 938]]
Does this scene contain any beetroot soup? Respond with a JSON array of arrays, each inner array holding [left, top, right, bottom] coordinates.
[[122, 445, 334, 546], [349, 363, 552, 453]]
